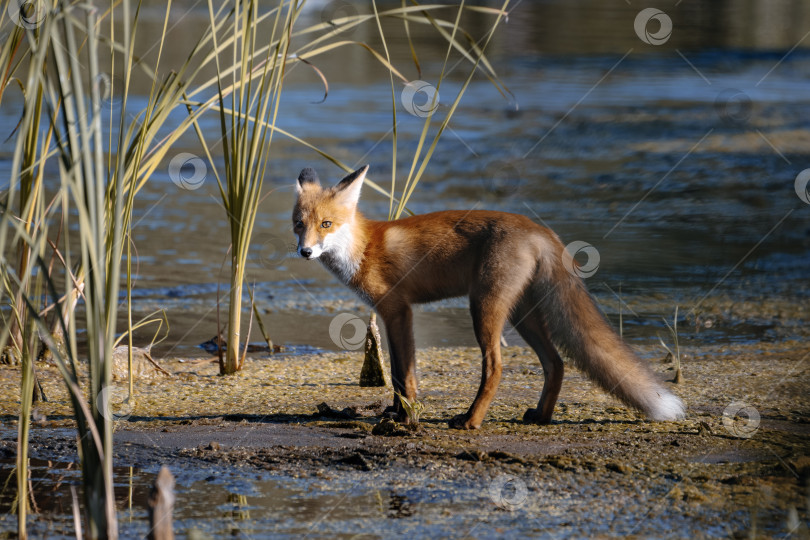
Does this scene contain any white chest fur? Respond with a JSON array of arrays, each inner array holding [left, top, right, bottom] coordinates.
[[319, 224, 359, 285]]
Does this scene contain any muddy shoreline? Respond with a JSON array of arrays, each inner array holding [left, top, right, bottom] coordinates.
[[2, 341, 808, 537]]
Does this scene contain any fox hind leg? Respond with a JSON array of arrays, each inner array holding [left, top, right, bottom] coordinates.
[[511, 296, 564, 424], [450, 257, 534, 429], [449, 295, 508, 430]]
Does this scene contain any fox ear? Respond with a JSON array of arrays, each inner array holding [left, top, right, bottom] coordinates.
[[296, 167, 321, 195], [333, 165, 368, 208]]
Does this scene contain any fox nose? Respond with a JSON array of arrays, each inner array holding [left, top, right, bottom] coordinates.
[[300, 247, 313, 258]]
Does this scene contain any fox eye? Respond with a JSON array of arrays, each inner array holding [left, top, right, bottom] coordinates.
[[321, 220, 332, 229], [294, 220, 303, 229]]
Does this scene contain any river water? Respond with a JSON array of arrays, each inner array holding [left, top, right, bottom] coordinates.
[[1, 0, 808, 357]]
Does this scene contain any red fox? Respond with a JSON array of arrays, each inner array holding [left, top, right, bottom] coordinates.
[[293, 165, 685, 429]]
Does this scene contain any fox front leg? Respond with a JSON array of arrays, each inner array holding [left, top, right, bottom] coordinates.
[[378, 305, 417, 423]]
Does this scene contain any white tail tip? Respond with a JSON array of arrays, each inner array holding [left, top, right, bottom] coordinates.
[[648, 391, 686, 421]]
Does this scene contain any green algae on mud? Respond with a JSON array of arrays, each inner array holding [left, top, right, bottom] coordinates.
[[2, 340, 808, 537]]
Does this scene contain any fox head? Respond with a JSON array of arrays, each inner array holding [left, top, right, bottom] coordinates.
[[292, 165, 368, 260]]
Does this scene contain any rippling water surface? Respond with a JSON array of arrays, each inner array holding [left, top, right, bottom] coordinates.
[[1, 0, 808, 357]]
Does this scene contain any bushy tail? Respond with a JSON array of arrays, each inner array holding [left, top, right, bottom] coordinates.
[[538, 270, 685, 421]]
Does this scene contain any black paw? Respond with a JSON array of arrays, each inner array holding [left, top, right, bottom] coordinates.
[[448, 414, 479, 430], [382, 405, 406, 422], [522, 408, 551, 425]]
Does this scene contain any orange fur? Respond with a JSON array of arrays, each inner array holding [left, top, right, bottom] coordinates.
[[293, 166, 685, 429]]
